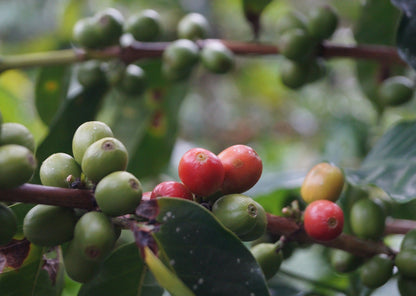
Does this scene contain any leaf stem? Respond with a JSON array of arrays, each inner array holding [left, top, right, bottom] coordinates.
[[0, 39, 406, 72]]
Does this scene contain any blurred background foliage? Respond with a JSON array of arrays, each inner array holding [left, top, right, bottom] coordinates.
[[0, 1, 413, 295]]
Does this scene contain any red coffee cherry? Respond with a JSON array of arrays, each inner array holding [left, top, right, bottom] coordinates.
[[142, 191, 152, 201], [218, 144, 262, 194], [178, 148, 224, 197], [150, 181, 194, 201], [303, 200, 344, 241]]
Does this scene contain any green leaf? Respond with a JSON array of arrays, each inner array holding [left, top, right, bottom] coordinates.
[[0, 242, 64, 296], [79, 243, 160, 296], [391, 0, 416, 15], [354, 0, 402, 105], [346, 120, 416, 203], [153, 197, 271, 296], [397, 14, 416, 71], [33, 84, 108, 184], [35, 66, 70, 125]]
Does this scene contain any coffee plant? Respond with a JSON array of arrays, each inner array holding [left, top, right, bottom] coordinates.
[[2, 0, 416, 295]]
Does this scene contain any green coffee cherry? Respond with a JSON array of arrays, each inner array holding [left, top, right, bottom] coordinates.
[[212, 194, 267, 241], [250, 243, 283, 280], [378, 76, 414, 107], [398, 275, 416, 296], [177, 13, 210, 40], [23, 205, 77, 247], [360, 254, 393, 289], [162, 39, 199, 81], [0, 203, 17, 245], [329, 249, 363, 273], [73, 17, 103, 49], [72, 121, 114, 165], [276, 11, 307, 34], [0, 122, 35, 152], [306, 5, 338, 41], [401, 228, 416, 251], [117, 64, 147, 96], [350, 198, 386, 240], [95, 171, 142, 217], [73, 211, 116, 261], [306, 58, 327, 83], [63, 240, 101, 283], [201, 41, 234, 74], [77, 60, 107, 88], [0, 144, 36, 189], [396, 249, 416, 278], [40, 153, 81, 188], [280, 60, 309, 89], [94, 8, 124, 47], [279, 28, 316, 61], [81, 137, 128, 183], [124, 9, 161, 41]]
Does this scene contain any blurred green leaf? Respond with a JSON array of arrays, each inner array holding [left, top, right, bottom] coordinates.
[[33, 84, 108, 184], [79, 243, 160, 296], [354, 0, 402, 105], [346, 120, 416, 203], [154, 197, 271, 296], [391, 0, 416, 15], [397, 14, 416, 71], [35, 66, 70, 125]]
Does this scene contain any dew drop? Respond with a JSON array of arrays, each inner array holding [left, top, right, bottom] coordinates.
[[236, 258, 241, 263], [176, 227, 181, 232], [198, 278, 204, 285], [169, 259, 175, 266]]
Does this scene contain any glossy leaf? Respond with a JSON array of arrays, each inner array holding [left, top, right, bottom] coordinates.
[[33, 84, 108, 184], [397, 14, 416, 71], [354, 0, 402, 105], [0, 242, 64, 296], [35, 66, 70, 125], [79, 243, 162, 296], [346, 120, 416, 203], [153, 197, 270, 296]]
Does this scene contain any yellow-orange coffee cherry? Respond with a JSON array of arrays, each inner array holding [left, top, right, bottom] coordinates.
[[300, 162, 344, 203]]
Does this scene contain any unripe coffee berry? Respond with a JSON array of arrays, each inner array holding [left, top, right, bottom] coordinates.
[[40, 153, 81, 188], [177, 13, 210, 40], [395, 249, 416, 278], [349, 198, 386, 240], [0, 122, 36, 152], [303, 200, 344, 241], [212, 194, 267, 241], [64, 240, 101, 283], [162, 39, 199, 81], [279, 28, 315, 61], [117, 64, 147, 96], [81, 137, 128, 183], [72, 121, 114, 165], [360, 254, 393, 289], [250, 243, 283, 280], [73, 17, 103, 49], [94, 8, 124, 47], [201, 41, 235, 74], [150, 181, 194, 201], [178, 147, 224, 197], [301, 162, 344, 203], [95, 171, 143, 217], [378, 76, 414, 107], [72, 211, 117, 261], [23, 205, 77, 247], [124, 9, 161, 42], [77, 60, 107, 88], [0, 144, 36, 189], [306, 5, 338, 41], [218, 144, 262, 194]]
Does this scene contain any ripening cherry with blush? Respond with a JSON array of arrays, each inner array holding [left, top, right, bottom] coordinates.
[[218, 144, 263, 194], [178, 147, 225, 197], [303, 200, 344, 241], [150, 181, 194, 200]]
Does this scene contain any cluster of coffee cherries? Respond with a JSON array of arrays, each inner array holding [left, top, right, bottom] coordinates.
[[144, 144, 284, 280], [22, 121, 142, 283], [72, 8, 235, 95], [276, 5, 338, 90], [0, 111, 37, 246]]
